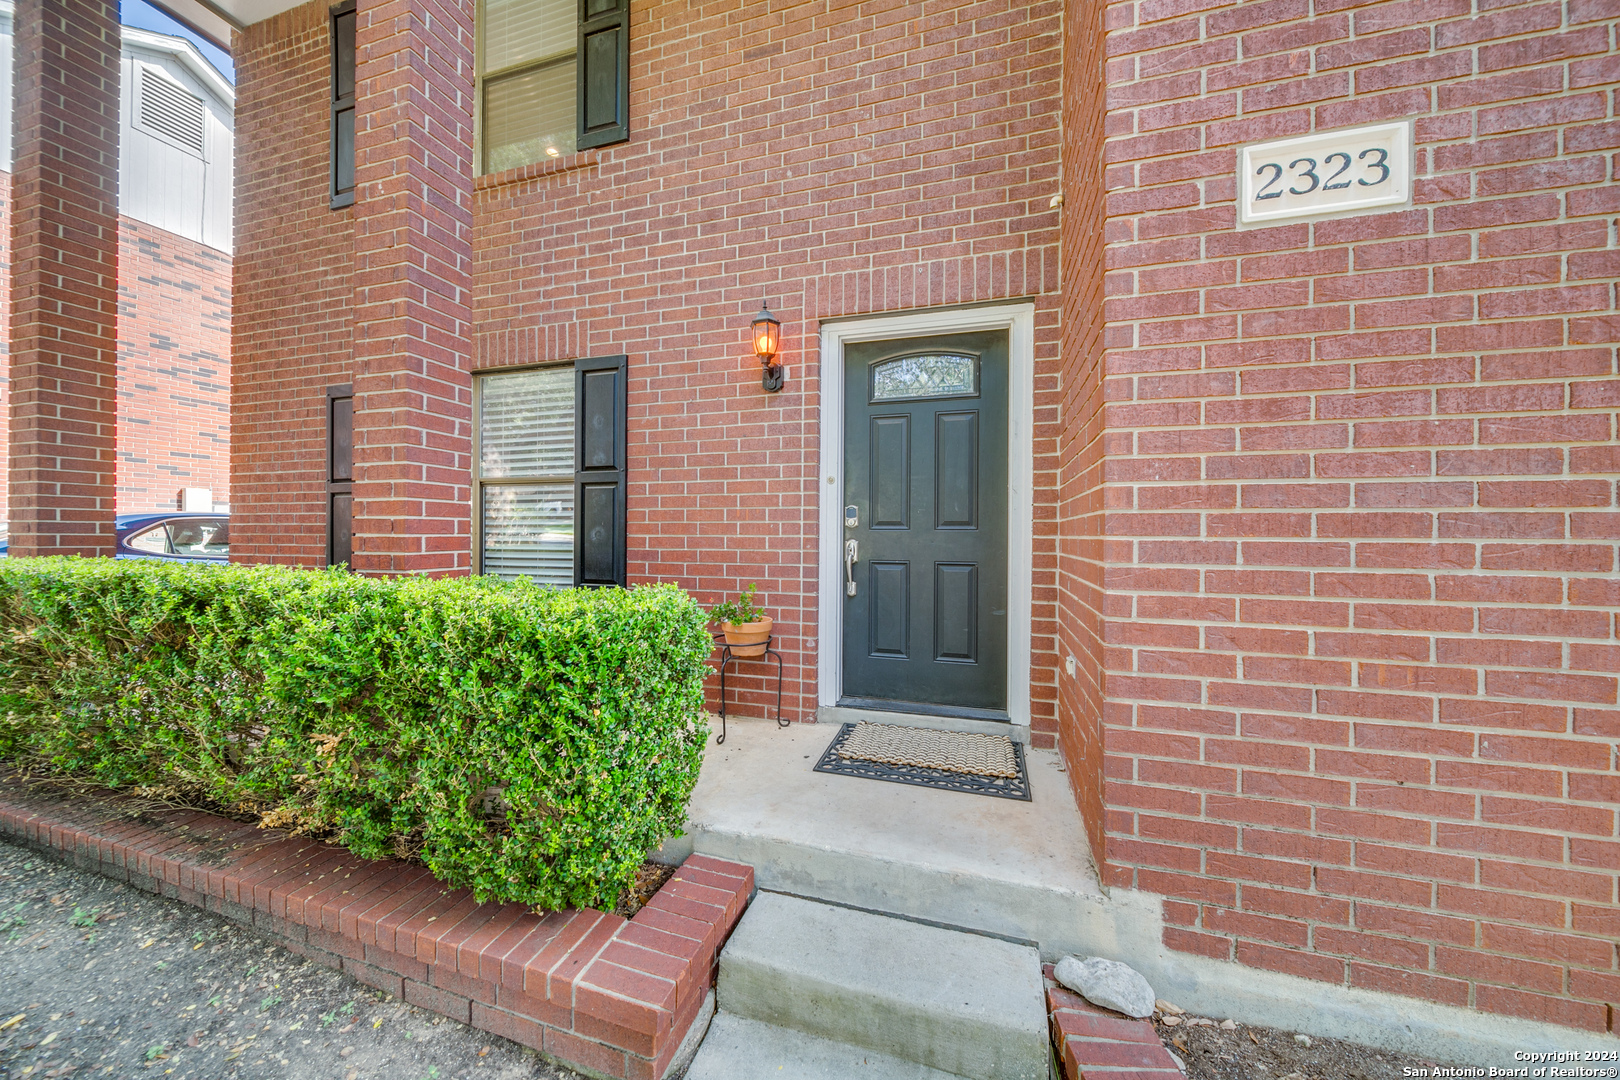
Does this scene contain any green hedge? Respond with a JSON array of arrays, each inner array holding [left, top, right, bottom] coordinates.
[[0, 559, 713, 910]]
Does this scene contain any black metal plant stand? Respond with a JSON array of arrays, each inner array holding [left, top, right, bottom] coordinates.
[[713, 633, 787, 744]]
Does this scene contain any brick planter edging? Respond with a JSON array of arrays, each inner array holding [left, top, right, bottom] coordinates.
[[0, 785, 752, 1080], [1045, 964, 1183, 1079]]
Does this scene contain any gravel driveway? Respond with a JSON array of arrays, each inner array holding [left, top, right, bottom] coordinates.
[[0, 839, 586, 1080]]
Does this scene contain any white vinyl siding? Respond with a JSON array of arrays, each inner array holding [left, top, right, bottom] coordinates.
[[119, 39, 235, 253]]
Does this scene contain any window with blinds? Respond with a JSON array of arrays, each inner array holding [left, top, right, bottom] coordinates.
[[480, 0, 576, 172], [477, 367, 576, 585], [476, 0, 630, 175]]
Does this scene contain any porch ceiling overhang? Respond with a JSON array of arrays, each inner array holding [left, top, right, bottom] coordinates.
[[147, 0, 298, 52]]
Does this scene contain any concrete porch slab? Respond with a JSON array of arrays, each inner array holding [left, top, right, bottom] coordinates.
[[660, 718, 1105, 957]]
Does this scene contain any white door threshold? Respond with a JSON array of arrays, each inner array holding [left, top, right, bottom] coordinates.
[[818, 704, 1030, 745]]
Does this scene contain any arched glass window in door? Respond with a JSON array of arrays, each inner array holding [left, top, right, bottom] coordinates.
[[869, 352, 979, 402]]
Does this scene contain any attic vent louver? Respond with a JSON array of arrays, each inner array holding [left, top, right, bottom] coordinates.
[[137, 66, 206, 156]]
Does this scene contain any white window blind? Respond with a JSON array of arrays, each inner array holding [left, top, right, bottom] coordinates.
[[478, 367, 575, 585], [482, 483, 574, 583], [482, 0, 572, 74], [480, 0, 576, 172]]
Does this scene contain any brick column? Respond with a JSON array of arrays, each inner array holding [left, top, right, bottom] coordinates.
[[7, 0, 121, 556], [349, 0, 476, 576]]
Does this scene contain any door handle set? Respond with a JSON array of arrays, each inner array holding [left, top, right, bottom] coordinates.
[[844, 538, 858, 597]]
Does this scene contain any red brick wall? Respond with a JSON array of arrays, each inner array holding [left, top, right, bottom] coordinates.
[[116, 217, 232, 512], [349, 0, 475, 576], [1058, 0, 1111, 860], [0, 169, 11, 523], [230, 0, 356, 564], [473, 0, 1065, 727], [1100, 0, 1620, 1031], [7, 0, 122, 556], [232, 0, 1065, 723], [1, 178, 232, 521]]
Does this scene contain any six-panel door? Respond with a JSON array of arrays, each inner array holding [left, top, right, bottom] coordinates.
[[841, 331, 1009, 717]]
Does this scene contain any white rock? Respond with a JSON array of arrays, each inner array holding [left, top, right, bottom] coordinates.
[[1053, 955, 1157, 1019], [1293, 1033, 1312, 1048], [1220, 1018, 1237, 1030]]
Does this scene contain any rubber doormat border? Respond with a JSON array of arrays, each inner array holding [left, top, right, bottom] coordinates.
[[812, 722, 1032, 801]]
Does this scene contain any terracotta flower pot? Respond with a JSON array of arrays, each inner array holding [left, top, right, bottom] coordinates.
[[721, 616, 772, 658]]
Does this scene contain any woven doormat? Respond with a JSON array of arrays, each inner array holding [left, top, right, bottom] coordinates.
[[813, 721, 1031, 801]]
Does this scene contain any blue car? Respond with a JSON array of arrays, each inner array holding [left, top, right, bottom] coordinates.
[[117, 512, 230, 561], [0, 513, 229, 561]]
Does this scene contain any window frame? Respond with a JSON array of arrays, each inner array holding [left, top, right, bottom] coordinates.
[[472, 0, 630, 175], [472, 360, 578, 581], [330, 0, 356, 209]]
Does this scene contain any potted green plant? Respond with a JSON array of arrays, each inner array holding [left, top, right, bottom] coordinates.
[[711, 583, 772, 657]]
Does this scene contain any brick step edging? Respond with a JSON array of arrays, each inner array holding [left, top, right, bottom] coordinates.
[[0, 784, 752, 1080], [1046, 964, 1184, 1079]]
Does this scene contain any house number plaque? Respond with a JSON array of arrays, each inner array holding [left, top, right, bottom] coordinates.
[[1239, 121, 1411, 226]]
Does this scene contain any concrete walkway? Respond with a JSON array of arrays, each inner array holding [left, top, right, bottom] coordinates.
[[661, 718, 1105, 957]]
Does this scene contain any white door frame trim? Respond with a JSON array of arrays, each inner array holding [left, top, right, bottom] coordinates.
[[815, 302, 1036, 730]]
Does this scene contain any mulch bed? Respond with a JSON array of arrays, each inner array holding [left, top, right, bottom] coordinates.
[[613, 860, 678, 919], [0, 768, 672, 919], [1153, 1003, 1447, 1080]]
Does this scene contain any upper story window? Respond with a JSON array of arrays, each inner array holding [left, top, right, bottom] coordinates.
[[476, 0, 629, 175], [330, 1, 356, 208]]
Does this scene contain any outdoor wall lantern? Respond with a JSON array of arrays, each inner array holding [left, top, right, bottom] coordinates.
[[751, 302, 784, 392]]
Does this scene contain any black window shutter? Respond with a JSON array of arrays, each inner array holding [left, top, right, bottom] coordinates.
[[327, 384, 354, 568], [330, 2, 356, 208], [576, 0, 629, 150], [574, 355, 627, 587]]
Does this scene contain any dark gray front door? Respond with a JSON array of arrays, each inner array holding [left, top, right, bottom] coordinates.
[[841, 330, 1009, 718]]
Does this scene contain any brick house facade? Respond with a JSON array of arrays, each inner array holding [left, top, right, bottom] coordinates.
[[221, 0, 1618, 1038], [1089, 0, 1620, 1032], [9, 0, 1615, 1047]]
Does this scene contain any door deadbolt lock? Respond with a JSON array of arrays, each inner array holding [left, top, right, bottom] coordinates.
[[845, 505, 859, 528]]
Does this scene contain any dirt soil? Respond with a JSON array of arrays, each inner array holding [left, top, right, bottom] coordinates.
[[613, 861, 676, 920], [0, 838, 587, 1080], [1155, 1006, 1447, 1080]]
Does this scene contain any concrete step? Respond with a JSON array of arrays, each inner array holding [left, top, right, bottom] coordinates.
[[684, 1013, 971, 1080], [714, 892, 1050, 1080], [659, 719, 1111, 960]]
